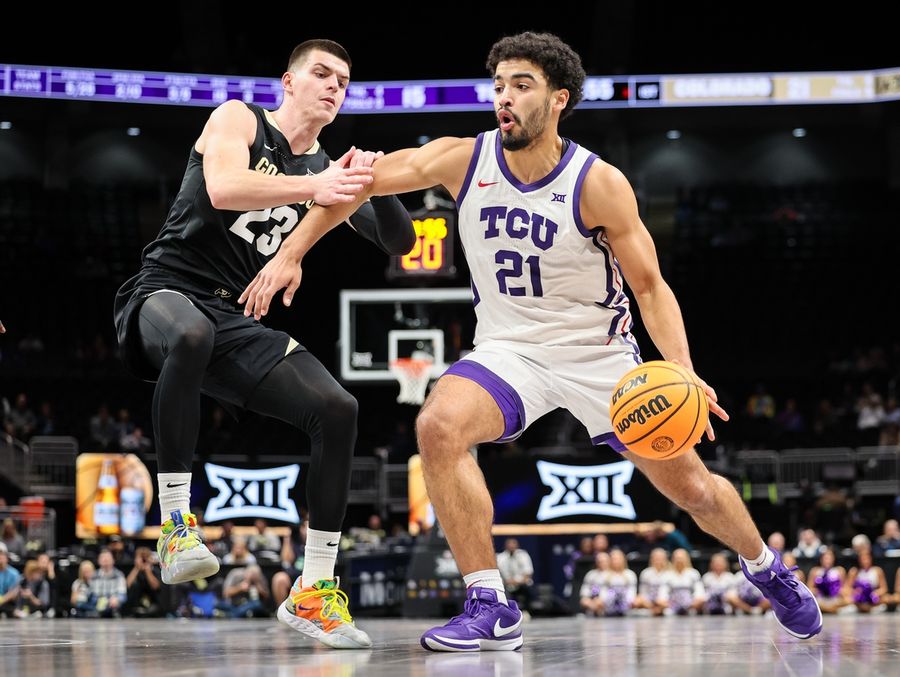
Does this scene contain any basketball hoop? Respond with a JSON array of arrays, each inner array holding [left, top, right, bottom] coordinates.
[[390, 356, 434, 405]]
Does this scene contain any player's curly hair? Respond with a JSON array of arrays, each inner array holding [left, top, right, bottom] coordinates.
[[486, 32, 585, 119], [288, 39, 351, 72]]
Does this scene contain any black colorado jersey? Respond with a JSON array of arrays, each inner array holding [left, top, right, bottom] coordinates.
[[141, 103, 329, 291]]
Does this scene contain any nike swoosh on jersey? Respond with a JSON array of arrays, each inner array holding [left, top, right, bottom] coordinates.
[[493, 614, 522, 637], [477, 180, 499, 187], [265, 144, 277, 151]]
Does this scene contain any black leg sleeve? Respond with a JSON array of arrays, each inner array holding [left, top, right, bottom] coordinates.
[[244, 351, 358, 532], [347, 195, 416, 255], [138, 292, 215, 473]]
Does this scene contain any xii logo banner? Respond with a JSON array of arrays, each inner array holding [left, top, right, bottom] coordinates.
[[204, 463, 300, 523], [536, 460, 637, 521]]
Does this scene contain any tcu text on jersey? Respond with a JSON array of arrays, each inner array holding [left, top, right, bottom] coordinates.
[[480, 206, 559, 250]]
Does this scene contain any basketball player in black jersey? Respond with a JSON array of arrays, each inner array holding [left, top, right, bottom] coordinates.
[[114, 39, 413, 648]]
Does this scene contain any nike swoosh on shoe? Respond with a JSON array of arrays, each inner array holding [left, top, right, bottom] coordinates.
[[493, 615, 522, 637]]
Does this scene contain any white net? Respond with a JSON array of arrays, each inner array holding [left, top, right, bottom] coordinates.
[[389, 357, 434, 405]]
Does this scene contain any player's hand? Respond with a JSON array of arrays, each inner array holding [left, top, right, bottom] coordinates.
[[312, 146, 373, 205], [348, 148, 384, 169], [695, 375, 729, 441], [238, 253, 303, 320], [669, 360, 729, 441]]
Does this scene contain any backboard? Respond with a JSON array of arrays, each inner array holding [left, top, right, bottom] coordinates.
[[339, 288, 475, 382]]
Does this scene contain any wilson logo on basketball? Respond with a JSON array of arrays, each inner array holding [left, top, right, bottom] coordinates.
[[611, 373, 648, 406], [614, 394, 673, 435]]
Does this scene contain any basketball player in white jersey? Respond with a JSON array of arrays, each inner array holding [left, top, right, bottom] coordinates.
[[239, 31, 822, 648]]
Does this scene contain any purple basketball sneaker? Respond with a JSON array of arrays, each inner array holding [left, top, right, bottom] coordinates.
[[420, 587, 524, 652], [740, 547, 823, 639]]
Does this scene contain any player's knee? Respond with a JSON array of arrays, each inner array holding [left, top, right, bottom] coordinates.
[[171, 320, 214, 360], [315, 388, 358, 425], [672, 474, 716, 515], [415, 408, 458, 457], [333, 389, 358, 421]]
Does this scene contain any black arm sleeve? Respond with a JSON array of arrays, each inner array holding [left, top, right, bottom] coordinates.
[[347, 195, 417, 255]]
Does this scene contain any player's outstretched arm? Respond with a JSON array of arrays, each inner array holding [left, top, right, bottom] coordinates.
[[338, 149, 417, 256], [346, 195, 417, 255], [584, 161, 729, 440], [199, 100, 374, 211], [239, 137, 474, 319]]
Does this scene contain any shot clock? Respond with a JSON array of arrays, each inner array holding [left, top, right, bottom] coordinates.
[[388, 211, 456, 279]]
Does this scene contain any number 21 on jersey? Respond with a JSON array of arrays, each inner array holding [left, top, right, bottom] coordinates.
[[495, 250, 543, 297]]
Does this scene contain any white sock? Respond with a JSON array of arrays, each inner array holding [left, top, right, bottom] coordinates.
[[301, 528, 341, 587], [158, 473, 191, 520], [741, 543, 776, 574], [463, 569, 508, 605]]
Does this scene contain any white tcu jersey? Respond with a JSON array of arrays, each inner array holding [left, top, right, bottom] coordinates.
[[455, 130, 632, 347]]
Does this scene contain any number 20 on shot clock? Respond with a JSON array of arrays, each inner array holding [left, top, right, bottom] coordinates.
[[388, 211, 456, 279]]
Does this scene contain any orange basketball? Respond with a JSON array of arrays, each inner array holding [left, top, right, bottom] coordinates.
[[609, 361, 709, 460]]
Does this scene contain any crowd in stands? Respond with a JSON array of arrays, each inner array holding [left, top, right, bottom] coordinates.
[[735, 344, 900, 450], [555, 522, 900, 619], [1, 496, 899, 621], [0, 507, 414, 620]]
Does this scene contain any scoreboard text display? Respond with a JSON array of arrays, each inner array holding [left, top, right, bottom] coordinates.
[[5, 64, 897, 112]]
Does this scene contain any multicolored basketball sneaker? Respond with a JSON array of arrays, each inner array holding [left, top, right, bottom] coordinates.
[[420, 587, 524, 652], [740, 546, 823, 639], [156, 510, 220, 585], [277, 578, 372, 649]]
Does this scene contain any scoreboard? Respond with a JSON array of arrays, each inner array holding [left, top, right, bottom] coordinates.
[[3, 64, 898, 112]]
